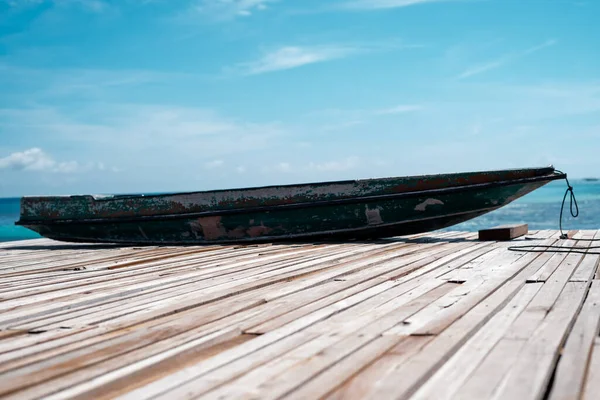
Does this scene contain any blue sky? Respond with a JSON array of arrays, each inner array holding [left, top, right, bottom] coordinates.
[[0, 0, 598, 197]]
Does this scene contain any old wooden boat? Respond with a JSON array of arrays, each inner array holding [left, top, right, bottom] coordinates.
[[15, 166, 565, 245]]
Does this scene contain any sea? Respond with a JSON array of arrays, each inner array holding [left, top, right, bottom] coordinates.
[[1, 179, 599, 243]]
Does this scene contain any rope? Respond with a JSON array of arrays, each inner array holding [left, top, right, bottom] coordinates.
[[507, 169, 600, 254], [506, 245, 600, 255], [556, 169, 579, 239]]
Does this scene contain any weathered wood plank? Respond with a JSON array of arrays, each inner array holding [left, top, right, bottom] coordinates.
[[570, 230, 600, 282], [455, 337, 525, 399], [114, 278, 408, 399], [582, 337, 600, 400], [185, 283, 457, 400], [248, 242, 484, 334], [0, 242, 464, 367], [456, 254, 591, 398], [478, 223, 528, 241], [549, 281, 600, 400], [18, 329, 244, 400], [323, 336, 434, 400], [410, 282, 543, 400], [493, 281, 590, 400], [355, 237, 562, 399], [388, 237, 559, 337], [0, 243, 393, 328], [0, 230, 597, 400]]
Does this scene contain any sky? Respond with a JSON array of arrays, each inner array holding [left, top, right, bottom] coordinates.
[[0, 0, 599, 197]]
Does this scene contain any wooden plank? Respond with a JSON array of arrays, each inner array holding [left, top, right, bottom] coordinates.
[[571, 255, 600, 282], [284, 335, 402, 400], [439, 230, 557, 283], [63, 334, 257, 400], [190, 283, 457, 400], [499, 234, 596, 347], [0, 243, 317, 296], [282, 289, 463, 399], [0, 238, 53, 249], [0, 242, 459, 367], [304, 280, 458, 336], [526, 238, 579, 283], [247, 243, 484, 334], [322, 336, 434, 400], [492, 281, 590, 400], [7, 246, 349, 330], [478, 224, 528, 241], [0, 294, 267, 372], [0, 243, 390, 328], [113, 278, 408, 400], [29, 329, 245, 400], [104, 234, 464, 400], [384, 276, 488, 336], [261, 236, 481, 303], [570, 230, 600, 282], [549, 281, 600, 400], [0, 246, 224, 277], [455, 337, 526, 399], [0, 321, 240, 398], [456, 260, 592, 398], [582, 337, 600, 400], [352, 238, 562, 399], [0, 244, 347, 313], [388, 238, 558, 336], [1, 230, 597, 400], [409, 282, 543, 400]]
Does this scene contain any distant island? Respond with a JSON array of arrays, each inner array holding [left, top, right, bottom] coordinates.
[[583, 177, 599, 182]]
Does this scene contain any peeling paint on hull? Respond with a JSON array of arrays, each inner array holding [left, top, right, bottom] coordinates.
[[16, 167, 565, 245]]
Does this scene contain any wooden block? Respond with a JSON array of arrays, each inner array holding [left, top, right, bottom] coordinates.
[[478, 224, 528, 241]]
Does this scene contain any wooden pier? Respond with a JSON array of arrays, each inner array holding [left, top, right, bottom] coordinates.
[[0, 229, 599, 399]]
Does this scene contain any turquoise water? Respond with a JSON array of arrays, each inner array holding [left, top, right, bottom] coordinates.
[[447, 179, 600, 232], [1, 180, 599, 242], [0, 198, 42, 242]]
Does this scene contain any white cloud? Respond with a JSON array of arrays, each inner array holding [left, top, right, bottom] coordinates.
[[2, 0, 42, 6], [457, 39, 557, 79], [236, 165, 247, 173], [0, 148, 54, 171], [312, 104, 423, 132], [0, 104, 286, 183], [2, 0, 109, 12], [260, 157, 361, 175], [277, 162, 291, 172], [205, 159, 224, 169], [0, 64, 194, 101], [192, 0, 278, 19], [456, 60, 504, 79], [340, 0, 463, 10], [307, 156, 359, 172], [235, 45, 361, 75], [375, 104, 423, 114], [0, 148, 104, 173], [232, 40, 420, 75]]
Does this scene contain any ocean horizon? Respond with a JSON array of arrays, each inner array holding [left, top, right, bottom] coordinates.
[[2, 179, 599, 243]]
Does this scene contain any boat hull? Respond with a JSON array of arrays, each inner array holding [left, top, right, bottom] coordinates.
[[16, 168, 563, 244]]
